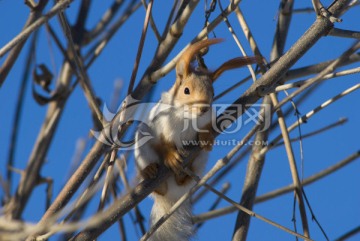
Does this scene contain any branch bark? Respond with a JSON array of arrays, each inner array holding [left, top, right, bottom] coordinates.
[[0, 0, 74, 58], [0, 0, 48, 86]]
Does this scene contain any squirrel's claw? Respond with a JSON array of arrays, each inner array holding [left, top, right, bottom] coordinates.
[[177, 145, 189, 157], [141, 163, 168, 195], [164, 151, 183, 176], [141, 163, 159, 179]]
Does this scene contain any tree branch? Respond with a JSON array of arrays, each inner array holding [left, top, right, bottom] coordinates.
[[0, 0, 48, 86], [0, 0, 74, 58]]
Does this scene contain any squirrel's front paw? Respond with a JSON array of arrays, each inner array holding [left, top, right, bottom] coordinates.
[[198, 130, 214, 151], [164, 151, 183, 176], [141, 163, 159, 179]]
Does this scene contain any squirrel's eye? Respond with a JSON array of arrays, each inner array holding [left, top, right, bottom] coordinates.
[[184, 87, 190, 95]]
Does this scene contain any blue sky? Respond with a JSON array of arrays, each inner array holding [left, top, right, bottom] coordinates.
[[1, 0, 359, 240]]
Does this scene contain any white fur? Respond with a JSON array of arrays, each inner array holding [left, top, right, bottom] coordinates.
[[134, 91, 211, 241]]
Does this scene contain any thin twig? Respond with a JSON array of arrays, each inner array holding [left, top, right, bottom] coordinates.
[[276, 118, 348, 146], [65, 155, 109, 223], [235, 7, 267, 64], [110, 183, 128, 241], [98, 150, 117, 211], [45, 23, 78, 72], [161, 0, 180, 38], [84, 2, 142, 69], [285, 52, 360, 81], [334, 225, 360, 241], [277, 66, 360, 91], [37, 177, 54, 211], [293, 7, 316, 14], [192, 146, 252, 203], [301, 189, 330, 240], [260, 83, 360, 158], [312, 0, 323, 16], [5, 34, 37, 198], [184, 169, 313, 241], [329, 28, 360, 39], [214, 74, 252, 101], [218, 0, 257, 81], [85, 0, 127, 43], [195, 182, 230, 229], [269, 4, 306, 233], [0, 0, 48, 86], [116, 156, 146, 235], [270, 94, 310, 238], [192, 150, 360, 222], [35, 155, 112, 241], [141, 0, 161, 41], [58, 12, 104, 125], [0, 0, 74, 58], [128, 0, 154, 95], [273, 41, 360, 111]]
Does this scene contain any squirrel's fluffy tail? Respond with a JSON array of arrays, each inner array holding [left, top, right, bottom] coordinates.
[[149, 195, 193, 241]]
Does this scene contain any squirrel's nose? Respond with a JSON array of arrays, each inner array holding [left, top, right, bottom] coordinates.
[[200, 106, 209, 114]]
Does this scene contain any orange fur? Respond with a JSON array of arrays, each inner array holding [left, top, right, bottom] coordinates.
[[211, 56, 262, 81]]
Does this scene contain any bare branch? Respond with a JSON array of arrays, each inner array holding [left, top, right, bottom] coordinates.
[[329, 28, 360, 39], [0, 0, 48, 86], [58, 12, 104, 125], [270, 94, 310, 237], [84, 2, 142, 69], [275, 118, 348, 146], [195, 182, 231, 229], [185, 169, 313, 241], [221, 0, 352, 130], [141, 0, 161, 41], [128, 0, 154, 94], [334, 225, 360, 241], [218, 0, 257, 81], [5, 34, 37, 199], [272, 40, 360, 111], [0, 0, 74, 58], [260, 83, 360, 158], [98, 150, 117, 211], [193, 151, 360, 222], [233, 1, 296, 240], [85, 0, 127, 43]]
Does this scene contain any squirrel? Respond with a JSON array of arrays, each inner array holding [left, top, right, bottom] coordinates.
[[135, 38, 260, 241]]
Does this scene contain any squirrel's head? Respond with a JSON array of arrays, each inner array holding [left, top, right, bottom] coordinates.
[[169, 38, 261, 117]]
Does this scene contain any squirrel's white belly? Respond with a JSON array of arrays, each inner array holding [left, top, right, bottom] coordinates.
[[149, 104, 210, 201]]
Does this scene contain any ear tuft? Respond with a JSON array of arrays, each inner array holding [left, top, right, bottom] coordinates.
[[211, 56, 262, 82], [176, 38, 224, 79], [176, 59, 186, 78]]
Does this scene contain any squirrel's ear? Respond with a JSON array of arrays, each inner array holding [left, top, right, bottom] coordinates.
[[176, 59, 186, 78], [176, 38, 224, 80], [210, 56, 262, 82]]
